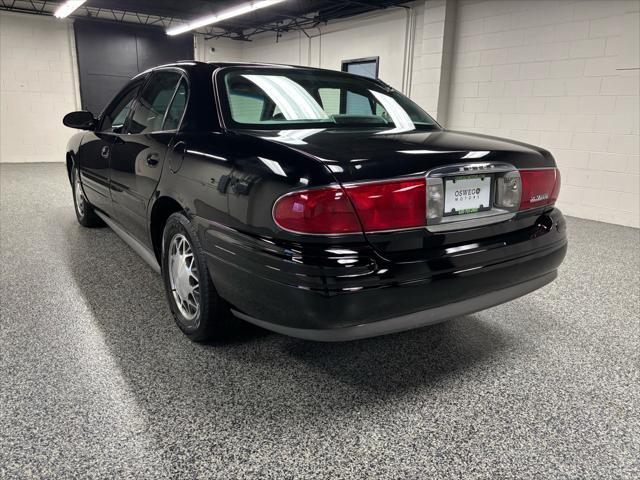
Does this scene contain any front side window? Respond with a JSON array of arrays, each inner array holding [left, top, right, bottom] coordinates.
[[221, 68, 437, 131], [101, 86, 139, 133], [129, 71, 182, 134]]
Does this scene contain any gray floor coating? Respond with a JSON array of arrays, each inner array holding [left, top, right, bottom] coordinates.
[[1, 162, 638, 479]]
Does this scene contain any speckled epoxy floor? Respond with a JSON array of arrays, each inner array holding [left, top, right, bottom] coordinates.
[[0, 163, 638, 479]]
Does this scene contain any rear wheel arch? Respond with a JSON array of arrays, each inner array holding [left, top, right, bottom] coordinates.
[[149, 196, 185, 262], [66, 153, 75, 184]]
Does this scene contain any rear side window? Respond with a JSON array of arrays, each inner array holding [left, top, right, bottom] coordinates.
[[228, 91, 265, 123], [318, 88, 340, 115], [318, 87, 374, 115], [346, 91, 373, 115], [129, 71, 181, 134], [163, 79, 188, 131]]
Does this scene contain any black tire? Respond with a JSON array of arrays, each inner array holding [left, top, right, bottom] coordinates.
[[72, 166, 104, 228], [161, 212, 234, 342]]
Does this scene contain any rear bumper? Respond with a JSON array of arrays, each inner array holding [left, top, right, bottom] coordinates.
[[231, 271, 556, 341], [197, 209, 567, 341]]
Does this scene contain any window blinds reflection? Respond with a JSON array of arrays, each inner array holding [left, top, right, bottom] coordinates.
[[242, 75, 329, 121], [369, 90, 415, 134]]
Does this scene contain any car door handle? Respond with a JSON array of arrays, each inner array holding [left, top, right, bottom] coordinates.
[[169, 142, 186, 173], [146, 153, 160, 167], [172, 141, 187, 154], [101, 146, 110, 159]]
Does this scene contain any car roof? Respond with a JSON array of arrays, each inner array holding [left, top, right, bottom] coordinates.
[[144, 60, 335, 73], [139, 60, 391, 88]]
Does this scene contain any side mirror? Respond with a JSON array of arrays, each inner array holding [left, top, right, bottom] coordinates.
[[63, 111, 96, 130]]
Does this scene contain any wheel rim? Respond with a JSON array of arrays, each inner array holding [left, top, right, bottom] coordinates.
[[74, 173, 85, 216], [168, 233, 200, 321]]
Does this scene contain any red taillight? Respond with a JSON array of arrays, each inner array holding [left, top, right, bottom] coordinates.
[[273, 178, 426, 234], [272, 186, 362, 234], [343, 179, 426, 232], [551, 168, 561, 203], [519, 168, 561, 210]]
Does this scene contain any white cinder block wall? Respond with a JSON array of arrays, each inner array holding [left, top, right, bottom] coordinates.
[[447, 0, 640, 227], [0, 12, 80, 163]]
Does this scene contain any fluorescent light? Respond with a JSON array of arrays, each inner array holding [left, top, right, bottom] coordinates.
[[243, 74, 328, 120], [258, 157, 287, 177], [54, 0, 87, 19], [398, 150, 459, 154], [260, 129, 325, 145], [370, 90, 415, 134], [461, 151, 490, 159], [167, 0, 287, 36]]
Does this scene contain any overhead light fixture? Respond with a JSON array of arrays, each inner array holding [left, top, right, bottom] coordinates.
[[166, 0, 287, 36], [54, 0, 87, 19], [461, 151, 490, 159]]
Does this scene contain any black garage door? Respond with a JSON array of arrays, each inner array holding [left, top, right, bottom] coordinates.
[[74, 20, 193, 115]]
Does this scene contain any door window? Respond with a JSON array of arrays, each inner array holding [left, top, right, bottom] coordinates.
[[129, 71, 181, 134], [100, 86, 139, 133], [163, 79, 188, 131]]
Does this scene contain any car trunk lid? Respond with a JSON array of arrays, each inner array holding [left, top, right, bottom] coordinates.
[[239, 127, 557, 258]]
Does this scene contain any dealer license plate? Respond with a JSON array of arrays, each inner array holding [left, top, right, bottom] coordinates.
[[444, 175, 492, 216]]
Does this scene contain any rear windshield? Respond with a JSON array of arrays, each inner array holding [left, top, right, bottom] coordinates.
[[219, 68, 439, 131]]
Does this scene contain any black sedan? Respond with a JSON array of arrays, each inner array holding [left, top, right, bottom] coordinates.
[[63, 61, 567, 342]]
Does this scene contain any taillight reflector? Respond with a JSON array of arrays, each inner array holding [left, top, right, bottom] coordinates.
[[519, 168, 561, 211], [272, 186, 361, 234]]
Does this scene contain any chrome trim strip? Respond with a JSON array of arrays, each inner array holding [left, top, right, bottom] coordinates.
[[211, 66, 228, 130], [152, 67, 190, 133], [426, 211, 516, 232], [425, 161, 518, 231], [426, 162, 517, 178], [518, 167, 557, 171], [95, 211, 161, 274], [231, 271, 558, 342]]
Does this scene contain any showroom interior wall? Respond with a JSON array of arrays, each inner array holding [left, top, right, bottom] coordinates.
[[0, 11, 81, 164], [0, 1, 637, 227], [199, 0, 639, 228], [196, 6, 421, 94]]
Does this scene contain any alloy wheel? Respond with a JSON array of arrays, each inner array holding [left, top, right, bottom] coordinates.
[[74, 173, 85, 216], [168, 233, 200, 321]]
